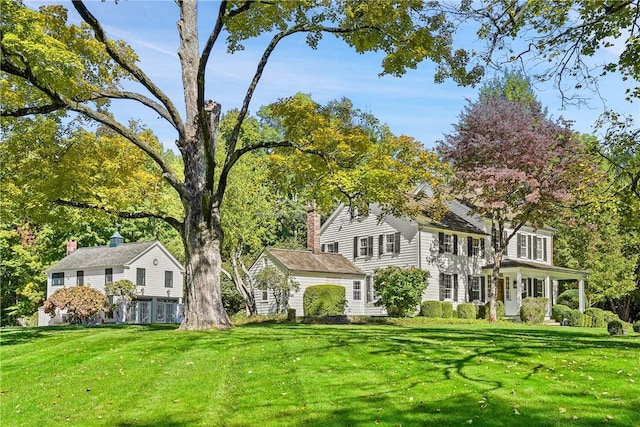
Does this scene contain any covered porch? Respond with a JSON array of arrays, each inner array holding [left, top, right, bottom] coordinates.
[[483, 260, 588, 318]]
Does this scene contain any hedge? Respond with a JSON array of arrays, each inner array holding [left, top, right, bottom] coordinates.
[[441, 302, 454, 319], [520, 297, 549, 324], [557, 289, 580, 309], [551, 304, 573, 323], [608, 320, 624, 336], [633, 321, 640, 333], [457, 303, 477, 319], [421, 301, 443, 318], [303, 285, 346, 316]]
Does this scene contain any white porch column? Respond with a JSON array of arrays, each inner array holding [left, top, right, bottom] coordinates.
[[545, 276, 551, 317], [578, 280, 585, 313], [552, 280, 559, 306], [516, 272, 523, 310]]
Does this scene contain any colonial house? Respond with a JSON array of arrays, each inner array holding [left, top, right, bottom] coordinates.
[[251, 192, 587, 318], [38, 232, 185, 326]]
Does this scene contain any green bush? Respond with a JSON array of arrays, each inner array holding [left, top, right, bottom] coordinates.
[[421, 301, 443, 318], [565, 309, 583, 327], [557, 289, 580, 309], [551, 304, 573, 323], [520, 297, 549, 324], [457, 303, 477, 319], [602, 310, 620, 324], [374, 266, 429, 317], [584, 307, 607, 328], [578, 314, 592, 327], [607, 320, 624, 336], [633, 320, 640, 333], [477, 301, 505, 320], [287, 308, 296, 321], [303, 285, 346, 316], [441, 302, 454, 319]]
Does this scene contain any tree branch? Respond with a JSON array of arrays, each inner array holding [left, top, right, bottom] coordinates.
[[72, 0, 185, 143], [99, 90, 176, 127], [53, 198, 183, 232]]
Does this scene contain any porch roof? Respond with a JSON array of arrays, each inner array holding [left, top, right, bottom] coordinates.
[[483, 259, 587, 280]]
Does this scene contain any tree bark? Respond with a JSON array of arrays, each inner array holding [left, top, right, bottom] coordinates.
[[230, 248, 257, 316]]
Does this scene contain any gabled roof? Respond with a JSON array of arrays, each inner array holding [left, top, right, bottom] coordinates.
[[47, 241, 160, 272], [415, 203, 486, 235], [265, 248, 364, 276]]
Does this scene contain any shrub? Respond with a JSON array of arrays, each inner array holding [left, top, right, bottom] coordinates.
[[633, 321, 640, 333], [374, 266, 429, 317], [421, 301, 442, 318], [477, 301, 505, 320], [578, 314, 592, 327], [557, 289, 580, 309], [551, 304, 573, 323], [43, 286, 108, 324], [602, 310, 620, 324], [607, 320, 624, 336], [441, 302, 454, 319], [520, 297, 549, 324], [287, 308, 296, 321], [584, 308, 607, 328], [565, 309, 583, 327], [457, 303, 477, 319], [303, 285, 346, 316]]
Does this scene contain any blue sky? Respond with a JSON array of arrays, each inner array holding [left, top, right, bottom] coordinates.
[[26, 1, 639, 152]]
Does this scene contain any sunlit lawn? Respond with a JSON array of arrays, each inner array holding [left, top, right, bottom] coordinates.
[[1, 321, 639, 426]]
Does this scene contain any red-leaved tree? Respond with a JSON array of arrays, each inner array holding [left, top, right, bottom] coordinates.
[[43, 286, 108, 324], [439, 92, 597, 322]]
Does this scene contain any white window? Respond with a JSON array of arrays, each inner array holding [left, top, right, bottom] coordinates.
[[443, 234, 453, 253], [443, 274, 452, 299], [105, 268, 113, 284], [52, 272, 64, 286], [76, 271, 84, 286], [385, 234, 395, 253], [519, 234, 528, 259], [164, 271, 173, 288], [535, 279, 544, 297], [505, 276, 511, 300], [325, 242, 338, 253], [472, 238, 482, 256], [366, 275, 377, 303], [360, 237, 371, 257], [136, 268, 146, 286], [470, 276, 480, 301], [353, 281, 361, 301], [535, 237, 544, 260]]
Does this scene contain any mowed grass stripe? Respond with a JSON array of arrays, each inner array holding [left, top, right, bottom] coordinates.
[[1, 322, 638, 426]]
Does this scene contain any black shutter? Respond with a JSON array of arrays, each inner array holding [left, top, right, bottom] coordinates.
[[439, 273, 444, 301], [503, 231, 508, 256], [321, 244, 326, 253], [379, 235, 384, 255], [481, 276, 486, 302], [527, 235, 532, 259], [453, 274, 459, 302], [467, 237, 473, 257], [532, 236, 538, 260], [467, 275, 473, 302], [353, 236, 358, 258], [453, 235, 458, 255], [334, 241, 339, 253], [516, 233, 522, 258], [543, 237, 548, 261], [438, 232, 444, 253], [367, 236, 373, 256], [394, 232, 401, 254]]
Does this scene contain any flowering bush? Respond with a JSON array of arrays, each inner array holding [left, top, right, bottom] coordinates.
[[43, 286, 108, 324]]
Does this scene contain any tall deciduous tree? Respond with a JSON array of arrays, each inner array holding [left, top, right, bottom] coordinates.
[[439, 76, 596, 322], [2, 1, 475, 329]]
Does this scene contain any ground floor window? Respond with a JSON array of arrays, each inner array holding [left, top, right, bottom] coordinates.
[[353, 281, 361, 301]]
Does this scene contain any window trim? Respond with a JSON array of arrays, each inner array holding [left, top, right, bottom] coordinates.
[[469, 276, 481, 301], [105, 268, 113, 285], [442, 274, 453, 300], [353, 281, 362, 301], [76, 270, 84, 286]]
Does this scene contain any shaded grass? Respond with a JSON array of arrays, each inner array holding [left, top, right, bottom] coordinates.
[[1, 322, 639, 426]]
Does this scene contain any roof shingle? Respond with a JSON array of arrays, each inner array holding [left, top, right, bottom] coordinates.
[[47, 241, 157, 272], [266, 248, 364, 276]]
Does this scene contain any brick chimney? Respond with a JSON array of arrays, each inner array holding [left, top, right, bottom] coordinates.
[[306, 200, 321, 255], [66, 239, 78, 256]]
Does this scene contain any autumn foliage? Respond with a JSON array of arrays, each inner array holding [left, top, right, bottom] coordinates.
[[43, 286, 108, 324]]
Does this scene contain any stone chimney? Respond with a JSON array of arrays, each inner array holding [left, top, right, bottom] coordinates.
[[66, 239, 78, 256], [306, 200, 321, 255]]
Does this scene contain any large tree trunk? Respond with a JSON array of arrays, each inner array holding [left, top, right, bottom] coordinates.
[[180, 205, 231, 330]]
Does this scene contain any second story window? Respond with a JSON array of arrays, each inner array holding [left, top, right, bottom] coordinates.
[[137, 268, 146, 286], [467, 237, 484, 257], [439, 232, 458, 255], [164, 271, 173, 288], [322, 242, 339, 253], [105, 268, 113, 284], [354, 236, 373, 257], [52, 272, 64, 286]]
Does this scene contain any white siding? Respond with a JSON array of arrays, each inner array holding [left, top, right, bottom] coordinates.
[[126, 245, 184, 300]]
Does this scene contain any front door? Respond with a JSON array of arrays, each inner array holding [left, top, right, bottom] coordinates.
[[497, 278, 505, 302]]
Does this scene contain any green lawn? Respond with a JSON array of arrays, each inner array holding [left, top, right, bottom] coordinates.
[[1, 321, 639, 427]]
